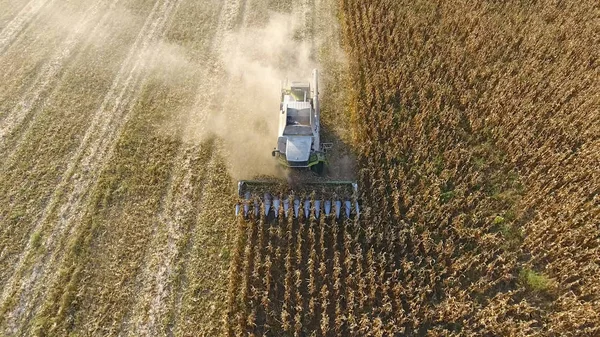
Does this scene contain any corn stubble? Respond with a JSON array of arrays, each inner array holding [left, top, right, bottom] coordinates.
[[227, 0, 599, 336]]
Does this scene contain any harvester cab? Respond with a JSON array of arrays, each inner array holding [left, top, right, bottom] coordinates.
[[235, 69, 359, 221]]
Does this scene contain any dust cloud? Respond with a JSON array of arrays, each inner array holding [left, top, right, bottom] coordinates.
[[193, 13, 318, 180]]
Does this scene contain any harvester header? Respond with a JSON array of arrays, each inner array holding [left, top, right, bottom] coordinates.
[[236, 180, 359, 220]]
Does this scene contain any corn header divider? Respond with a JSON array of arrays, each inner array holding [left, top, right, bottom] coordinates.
[[235, 180, 360, 220]]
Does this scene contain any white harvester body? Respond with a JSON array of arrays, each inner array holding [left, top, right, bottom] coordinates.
[[272, 69, 326, 172]]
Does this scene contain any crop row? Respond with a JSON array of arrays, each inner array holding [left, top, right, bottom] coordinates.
[[340, 0, 599, 335], [228, 0, 599, 335]]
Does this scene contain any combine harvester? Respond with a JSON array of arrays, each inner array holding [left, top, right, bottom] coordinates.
[[235, 69, 359, 220]]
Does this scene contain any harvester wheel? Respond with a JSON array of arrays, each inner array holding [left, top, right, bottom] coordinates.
[[312, 161, 325, 175]]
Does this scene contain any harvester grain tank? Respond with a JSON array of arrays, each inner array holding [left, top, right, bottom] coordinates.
[[272, 69, 327, 173]]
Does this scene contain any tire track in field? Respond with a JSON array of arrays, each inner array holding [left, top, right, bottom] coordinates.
[[129, 1, 249, 334], [0, 0, 117, 291], [0, 1, 29, 29], [135, 147, 200, 336], [0, 0, 121, 159], [0, 0, 183, 332], [0, 0, 54, 55], [301, 0, 315, 43], [130, 143, 217, 336], [166, 2, 281, 333]]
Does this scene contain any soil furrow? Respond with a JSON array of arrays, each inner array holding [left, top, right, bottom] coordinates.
[[0, 0, 95, 120], [0, 0, 155, 292], [155, 2, 258, 332], [173, 141, 233, 336], [17, 0, 185, 328]]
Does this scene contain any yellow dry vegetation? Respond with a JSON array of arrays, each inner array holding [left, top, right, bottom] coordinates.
[[227, 0, 599, 336], [0, 0, 238, 335]]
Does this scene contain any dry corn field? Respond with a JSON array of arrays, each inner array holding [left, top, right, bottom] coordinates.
[[0, 0, 598, 336], [226, 0, 600, 336]]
